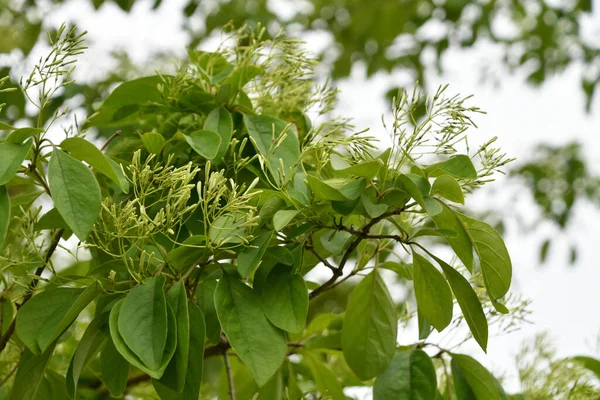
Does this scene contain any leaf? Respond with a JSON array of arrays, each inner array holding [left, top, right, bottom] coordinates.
[[6, 127, 43, 143], [101, 340, 130, 397], [432, 175, 464, 204], [261, 266, 308, 333], [428, 155, 477, 179], [209, 212, 246, 245], [304, 351, 346, 400], [341, 270, 398, 380], [412, 228, 457, 239], [118, 275, 168, 371], [60, 137, 128, 193], [0, 139, 32, 185], [431, 254, 488, 351], [572, 356, 600, 380], [451, 358, 477, 400], [214, 274, 287, 386], [379, 261, 413, 280], [204, 107, 233, 162], [196, 279, 221, 344], [66, 313, 109, 397], [320, 229, 351, 255], [167, 235, 206, 271], [237, 231, 273, 277], [335, 159, 383, 179], [306, 176, 347, 201], [154, 303, 206, 400], [398, 174, 442, 216], [183, 130, 221, 159], [273, 209, 299, 231], [224, 65, 264, 93], [140, 132, 165, 154], [459, 214, 512, 300], [109, 297, 177, 379], [0, 121, 15, 130], [0, 186, 10, 247], [373, 350, 437, 400], [338, 178, 367, 200], [9, 345, 56, 400], [16, 282, 101, 354], [412, 252, 453, 332], [106, 157, 130, 194], [450, 354, 502, 400], [48, 149, 102, 240], [362, 193, 388, 218], [245, 114, 301, 185], [158, 280, 190, 392], [431, 201, 474, 271]]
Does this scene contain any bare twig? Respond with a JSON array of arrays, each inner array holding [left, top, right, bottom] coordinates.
[[224, 352, 236, 400], [101, 130, 121, 151]]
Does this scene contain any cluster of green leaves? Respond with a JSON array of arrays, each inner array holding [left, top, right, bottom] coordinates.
[[0, 24, 584, 400]]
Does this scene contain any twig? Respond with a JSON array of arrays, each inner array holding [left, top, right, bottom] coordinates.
[[0, 361, 19, 388], [224, 352, 236, 400], [101, 130, 121, 151], [0, 228, 64, 353]]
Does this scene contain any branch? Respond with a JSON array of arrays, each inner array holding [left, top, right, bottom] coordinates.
[[224, 352, 236, 400], [0, 228, 64, 353], [101, 130, 121, 151]]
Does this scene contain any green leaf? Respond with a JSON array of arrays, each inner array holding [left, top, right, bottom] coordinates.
[[214, 274, 287, 386], [412, 228, 457, 239], [106, 157, 130, 194], [273, 209, 299, 231], [398, 174, 443, 216], [450, 354, 502, 400], [224, 65, 264, 93], [16, 282, 101, 354], [154, 303, 206, 400], [261, 266, 308, 333], [412, 252, 453, 332], [0, 186, 10, 247], [6, 127, 43, 143], [196, 279, 220, 344], [0, 139, 31, 185], [306, 176, 347, 201], [237, 231, 273, 277], [9, 345, 56, 400], [0, 121, 15, 130], [167, 235, 207, 272], [379, 261, 413, 280], [245, 115, 301, 185], [338, 178, 367, 200], [431, 201, 474, 272], [341, 270, 398, 380], [451, 358, 476, 400], [204, 107, 233, 162], [362, 193, 388, 218], [428, 155, 477, 179], [183, 130, 221, 159], [101, 340, 130, 397], [158, 280, 190, 392], [66, 313, 108, 397], [459, 214, 512, 300], [335, 159, 383, 179], [431, 254, 488, 351], [48, 149, 102, 240], [118, 275, 168, 371], [209, 212, 246, 245], [320, 229, 351, 255], [109, 297, 177, 379], [304, 351, 346, 400], [140, 132, 165, 154], [373, 350, 437, 400], [572, 356, 600, 380], [432, 175, 464, 204]]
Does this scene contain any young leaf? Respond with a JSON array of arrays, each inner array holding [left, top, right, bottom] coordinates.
[[273, 209, 299, 231], [204, 107, 233, 162], [431, 254, 488, 351], [60, 137, 128, 193], [5, 127, 43, 143], [237, 231, 273, 277], [183, 130, 221, 159], [9, 345, 56, 400], [362, 193, 388, 218], [154, 303, 206, 400], [158, 280, 190, 392], [0, 185, 10, 247], [459, 214, 512, 300], [196, 279, 221, 344], [140, 132, 165, 154], [319, 229, 351, 255], [48, 149, 102, 240], [412, 252, 453, 332], [304, 351, 346, 400], [432, 175, 464, 204], [450, 354, 502, 400], [214, 274, 287, 386], [0, 139, 32, 185], [118, 275, 168, 371], [431, 201, 474, 271], [306, 176, 347, 201], [373, 350, 437, 400], [335, 159, 383, 179], [341, 270, 398, 380], [16, 282, 102, 354], [261, 265, 308, 333], [427, 155, 477, 179], [245, 114, 301, 185], [66, 313, 109, 397], [101, 340, 130, 397]]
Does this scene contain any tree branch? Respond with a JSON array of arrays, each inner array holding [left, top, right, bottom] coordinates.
[[0, 228, 64, 353], [224, 352, 236, 400]]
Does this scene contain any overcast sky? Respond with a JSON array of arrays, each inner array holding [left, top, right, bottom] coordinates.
[[30, 0, 600, 395]]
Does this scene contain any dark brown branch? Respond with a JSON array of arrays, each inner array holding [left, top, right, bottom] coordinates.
[[101, 130, 121, 151], [0, 228, 64, 353]]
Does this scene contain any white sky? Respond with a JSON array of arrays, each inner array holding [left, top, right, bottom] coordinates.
[[22, 0, 600, 395]]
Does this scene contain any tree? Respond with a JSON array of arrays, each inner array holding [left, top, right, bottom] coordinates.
[[0, 24, 599, 400]]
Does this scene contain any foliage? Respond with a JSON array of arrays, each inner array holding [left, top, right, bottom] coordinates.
[[0, 24, 598, 399]]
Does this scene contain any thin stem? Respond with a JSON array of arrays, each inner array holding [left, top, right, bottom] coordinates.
[[101, 130, 121, 151], [0, 361, 19, 388], [224, 352, 236, 400]]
